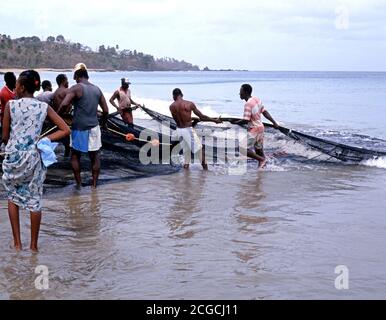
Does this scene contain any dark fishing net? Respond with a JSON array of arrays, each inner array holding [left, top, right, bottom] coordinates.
[[0, 115, 181, 196], [140, 105, 386, 163], [274, 126, 386, 162]]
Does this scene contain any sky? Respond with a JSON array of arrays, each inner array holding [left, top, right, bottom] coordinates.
[[1, 0, 385, 71]]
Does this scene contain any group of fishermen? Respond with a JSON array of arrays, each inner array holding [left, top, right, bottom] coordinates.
[[1, 62, 279, 188]]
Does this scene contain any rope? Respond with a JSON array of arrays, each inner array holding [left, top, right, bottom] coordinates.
[[0, 125, 60, 157], [106, 126, 171, 146], [39, 125, 58, 139], [301, 145, 339, 163]]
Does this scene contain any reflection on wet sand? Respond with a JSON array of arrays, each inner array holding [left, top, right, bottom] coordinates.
[[41, 189, 102, 241], [230, 174, 268, 267], [166, 171, 207, 239], [65, 190, 102, 244], [41, 189, 119, 298], [1, 254, 46, 300], [0, 164, 385, 299], [67, 190, 101, 221], [234, 173, 268, 230]]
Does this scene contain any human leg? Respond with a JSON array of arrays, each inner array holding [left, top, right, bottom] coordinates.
[[199, 145, 208, 170], [88, 151, 100, 188], [8, 201, 22, 250], [71, 149, 82, 187], [30, 211, 42, 252]]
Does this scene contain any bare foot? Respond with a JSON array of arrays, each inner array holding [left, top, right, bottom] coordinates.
[[30, 246, 39, 253], [13, 244, 22, 251], [202, 163, 208, 171], [183, 164, 190, 170], [259, 158, 267, 169]]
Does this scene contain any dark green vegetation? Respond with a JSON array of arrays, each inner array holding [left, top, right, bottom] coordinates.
[[0, 34, 200, 71]]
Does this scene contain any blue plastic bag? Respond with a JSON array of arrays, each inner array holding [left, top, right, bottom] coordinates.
[[37, 137, 59, 167]]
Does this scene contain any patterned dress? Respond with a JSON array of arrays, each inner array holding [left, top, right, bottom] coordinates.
[[2, 98, 48, 212]]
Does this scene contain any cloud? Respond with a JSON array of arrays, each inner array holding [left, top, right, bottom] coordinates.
[[1, 0, 386, 70]]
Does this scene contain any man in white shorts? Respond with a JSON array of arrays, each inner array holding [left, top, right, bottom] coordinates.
[[59, 63, 109, 188], [170, 88, 222, 170]]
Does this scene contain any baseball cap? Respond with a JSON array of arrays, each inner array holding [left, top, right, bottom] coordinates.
[[121, 78, 131, 85], [74, 63, 87, 72]]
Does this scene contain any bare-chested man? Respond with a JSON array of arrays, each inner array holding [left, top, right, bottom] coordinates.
[[52, 74, 70, 114], [52, 74, 71, 156], [109, 78, 141, 127], [170, 88, 221, 170]]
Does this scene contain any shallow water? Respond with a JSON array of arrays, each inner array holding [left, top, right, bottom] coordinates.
[[0, 71, 386, 299], [0, 163, 385, 299]]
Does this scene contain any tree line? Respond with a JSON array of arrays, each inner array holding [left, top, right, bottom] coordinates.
[[0, 34, 200, 71]]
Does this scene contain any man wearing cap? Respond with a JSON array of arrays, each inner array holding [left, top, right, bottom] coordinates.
[[58, 63, 109, 188], [109, 78, 141, 127]]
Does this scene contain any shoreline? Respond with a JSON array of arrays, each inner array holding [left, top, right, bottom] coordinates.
[[0, 68, 115, 74], [2, 69, 385, 75], [3, 68, 382, 75], [0, 67, 246, 74], [0, 68, 205, 74], [0, 68, 211, 73]]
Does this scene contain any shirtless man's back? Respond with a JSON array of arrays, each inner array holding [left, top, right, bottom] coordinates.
[[169, 88, 221, 170], [170, 99, 197, 129]]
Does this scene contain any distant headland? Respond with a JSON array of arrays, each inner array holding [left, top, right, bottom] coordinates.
[[0, 34, 202, 72]]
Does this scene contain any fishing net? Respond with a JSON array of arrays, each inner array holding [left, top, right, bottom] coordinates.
[[140, 105, 386, 163]]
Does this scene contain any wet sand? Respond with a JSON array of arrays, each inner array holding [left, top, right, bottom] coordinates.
[[1, 164, 385, 299]]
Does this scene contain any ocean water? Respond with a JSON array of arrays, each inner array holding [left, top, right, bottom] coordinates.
[[33, 70, 386, 137], [0, 71, 385, 299]]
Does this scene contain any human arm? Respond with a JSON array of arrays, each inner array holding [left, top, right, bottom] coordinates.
[[109, 91, 120, 110], [58, 85, 80, 115], [99, 92, 109, 127], [169, 104, 177, 122], [227, 101, 253, 126], [0, 95, 5, 118], [192, 104, 222, 124], [230, 119, 249, 126], [45, 106, 71, 141], [130, 98, 140, 110], [61, 90, 73, 114], [2, 102, 11, 145], [262, 109, 279, 128]]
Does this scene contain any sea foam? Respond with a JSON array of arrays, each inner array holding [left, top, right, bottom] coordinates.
[[361, 157, 386, 169]]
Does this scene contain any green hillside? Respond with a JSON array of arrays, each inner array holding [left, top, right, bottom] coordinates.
[[0, 34, 200, 71]]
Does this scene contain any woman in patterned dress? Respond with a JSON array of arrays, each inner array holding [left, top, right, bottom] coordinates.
[[2, 70, 70, 252]]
